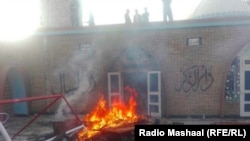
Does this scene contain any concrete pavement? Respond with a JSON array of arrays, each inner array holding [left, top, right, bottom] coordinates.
[[1, 115, 250, 141]]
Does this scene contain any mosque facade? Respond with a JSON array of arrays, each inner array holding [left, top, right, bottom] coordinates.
[[1, 0, 250, 118]]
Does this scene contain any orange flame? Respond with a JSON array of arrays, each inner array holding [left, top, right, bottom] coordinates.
[[77, 86, 144, 140]]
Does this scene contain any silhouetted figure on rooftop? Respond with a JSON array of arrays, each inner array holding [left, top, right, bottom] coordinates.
[[142, 7, 149, 23], [133, 9, 142, 24], [88, 12, 95, 26], [70, 0, 81, 26], [162, 0, 173, 21], [124, 9, 132, 24]]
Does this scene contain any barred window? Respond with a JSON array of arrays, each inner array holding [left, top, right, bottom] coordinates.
[[225, 57, 240, 101]]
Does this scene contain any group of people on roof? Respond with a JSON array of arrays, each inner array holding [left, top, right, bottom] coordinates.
[[125, 0, 173, 24], [70, 0, 173, 26]]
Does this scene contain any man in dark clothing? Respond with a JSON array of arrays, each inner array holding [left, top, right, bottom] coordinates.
[[162, 0, 173, 21], [124, 9, 132, 24]]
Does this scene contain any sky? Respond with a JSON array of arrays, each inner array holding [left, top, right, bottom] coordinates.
[[0, 0, 40, 41], [0, 0, 201, 41], [81, 0, 202, 25]]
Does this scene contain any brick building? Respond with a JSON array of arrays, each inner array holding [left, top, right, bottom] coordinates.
[[1, 0, 250, 119]]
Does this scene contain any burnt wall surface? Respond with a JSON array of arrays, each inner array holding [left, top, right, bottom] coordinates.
[[1, 17, 250, 117]]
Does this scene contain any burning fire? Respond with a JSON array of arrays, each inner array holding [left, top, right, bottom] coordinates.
[[77, 86, 145, 140]]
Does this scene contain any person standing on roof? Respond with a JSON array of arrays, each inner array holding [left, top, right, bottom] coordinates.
[[133, 9, 142, 24], [124, 9, 132, 24], [142, 7, 149, 23], [162, 0, 173, 21]]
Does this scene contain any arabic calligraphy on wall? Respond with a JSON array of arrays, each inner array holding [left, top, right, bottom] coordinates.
[[175, 65, 214, 93], [50, 71, 96, 95]]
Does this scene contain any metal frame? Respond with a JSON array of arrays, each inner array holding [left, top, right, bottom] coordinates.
[[108, 72, 123, 108], [240, 56, 250, 117], [0, 94, 84, 140], [147, 71, 162, 117]]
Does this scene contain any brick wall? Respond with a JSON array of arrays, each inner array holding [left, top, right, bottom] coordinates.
[[2, 18, 250, 117]]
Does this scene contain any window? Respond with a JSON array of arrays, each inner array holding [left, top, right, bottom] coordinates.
[[225, 57, 240, 101]]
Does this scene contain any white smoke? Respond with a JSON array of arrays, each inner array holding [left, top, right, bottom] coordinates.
[[54, 41, 102, 120]]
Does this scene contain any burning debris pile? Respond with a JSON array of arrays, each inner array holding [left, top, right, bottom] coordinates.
[[76, 86, 148, 141]]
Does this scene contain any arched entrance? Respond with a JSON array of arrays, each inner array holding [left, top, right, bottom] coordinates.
[[225, 43, 250, 117], [238, 44, 250, 117], [0, 68, 28, 115], [107, 47, 163, 117]]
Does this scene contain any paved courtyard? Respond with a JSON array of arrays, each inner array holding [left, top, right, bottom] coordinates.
[[1, 114, 250, 141], [0, 115, 56, 141]]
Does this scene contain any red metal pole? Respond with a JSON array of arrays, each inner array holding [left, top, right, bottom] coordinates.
[[61, 95, 82, 124], [0, 94, 63, 105], [0, 94, 84, 140], [11, 96, 61, 140]]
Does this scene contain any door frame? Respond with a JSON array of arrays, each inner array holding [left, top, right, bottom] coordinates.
[[240, 56, 250, 117], [108, 71, 162, 117], [147, 71, 162, 117], [108, 72, 123, 107]]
